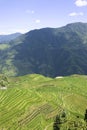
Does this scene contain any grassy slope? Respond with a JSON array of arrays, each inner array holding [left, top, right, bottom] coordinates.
[[0, 74, 87, 130]]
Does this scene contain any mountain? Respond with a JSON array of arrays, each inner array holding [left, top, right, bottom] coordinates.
[[0, 22, 87, 77], [0, 33, 22, 43]]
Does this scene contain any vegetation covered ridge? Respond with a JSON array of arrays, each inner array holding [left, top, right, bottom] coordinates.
[[0, 23, 87, 77]]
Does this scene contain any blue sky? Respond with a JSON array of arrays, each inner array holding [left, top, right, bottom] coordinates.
[[0, 0, 87, 34]]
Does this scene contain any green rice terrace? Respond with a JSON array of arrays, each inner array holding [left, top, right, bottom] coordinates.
[[0, 74, 87, 130]]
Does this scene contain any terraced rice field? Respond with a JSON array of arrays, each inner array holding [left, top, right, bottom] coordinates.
[[0, 74, 87, 129]]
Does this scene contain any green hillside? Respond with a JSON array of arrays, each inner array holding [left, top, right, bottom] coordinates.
[[0, 22, 87, 77], [0, 33, 21, 43], [0, 74, 87, 129]]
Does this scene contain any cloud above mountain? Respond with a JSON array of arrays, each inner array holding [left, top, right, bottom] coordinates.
[[26, 10, 35, 14], [75, 0, 87, 7], [69, 12, 84, 16], [35, 19, 41, 23]]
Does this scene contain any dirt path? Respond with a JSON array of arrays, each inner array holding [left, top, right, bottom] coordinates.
[[44, 123, 53, 130]]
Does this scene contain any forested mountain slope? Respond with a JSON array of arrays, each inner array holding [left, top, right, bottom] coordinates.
[[0, 22, 87, 77]]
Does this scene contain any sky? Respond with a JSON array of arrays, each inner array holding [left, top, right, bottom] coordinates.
[[0, 0, 87, 34]]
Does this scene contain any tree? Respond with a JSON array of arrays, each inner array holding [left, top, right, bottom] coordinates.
[[61, 110, 66, 118], [53, 122, 60, 130], [0, 75, 9, 88], [84, 109, 87, 122], [0, 80, 5, 87], [53, 115, 61, 130]]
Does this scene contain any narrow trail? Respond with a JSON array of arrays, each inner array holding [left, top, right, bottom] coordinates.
[[44, 123, 53, 130]]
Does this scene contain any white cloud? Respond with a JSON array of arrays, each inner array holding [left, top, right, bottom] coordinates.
[[69, 12, 84, 16], [75, 0, 87, 7], [0, 32, 8, 35], [26, 10, 35, 14], [35, 19, 41, 23]]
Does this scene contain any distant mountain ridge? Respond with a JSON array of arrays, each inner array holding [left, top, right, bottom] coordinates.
[[0, 22, 87, 77], [0, 33, 22, 43]]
